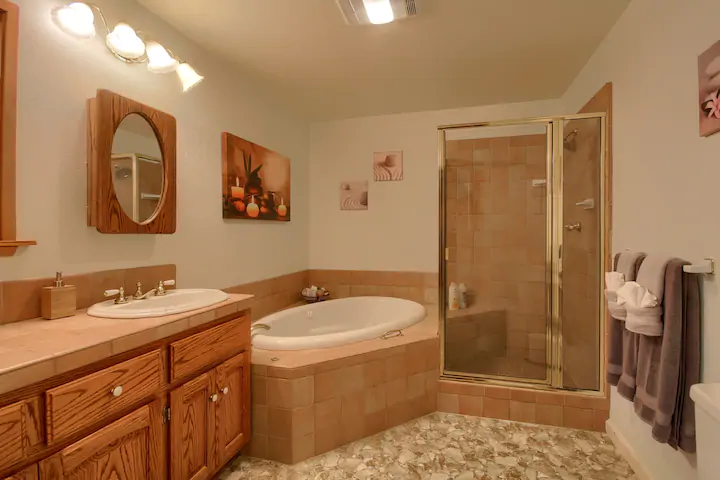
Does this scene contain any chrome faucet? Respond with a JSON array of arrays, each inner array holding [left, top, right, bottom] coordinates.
[[250, 323, 270, 336]]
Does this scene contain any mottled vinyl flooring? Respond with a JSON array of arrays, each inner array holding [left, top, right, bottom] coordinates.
[[219, 412, 636, 479]]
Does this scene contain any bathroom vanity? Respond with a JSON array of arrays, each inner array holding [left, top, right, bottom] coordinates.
[[0, 295, 253, 480]]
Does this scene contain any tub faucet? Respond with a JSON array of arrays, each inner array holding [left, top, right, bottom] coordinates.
[[251, 323, 270, 336]]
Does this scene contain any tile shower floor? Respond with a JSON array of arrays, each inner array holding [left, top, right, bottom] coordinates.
[[219, 412, 636, 479]]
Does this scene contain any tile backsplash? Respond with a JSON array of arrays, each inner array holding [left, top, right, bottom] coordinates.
[[0, 267, 439, 325], [0, 264, 176, 325]]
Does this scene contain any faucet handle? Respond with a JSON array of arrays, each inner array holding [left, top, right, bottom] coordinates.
[[104, 287, 129, 304], [156, 279, 175, 296], [133, 282, 144, 299]]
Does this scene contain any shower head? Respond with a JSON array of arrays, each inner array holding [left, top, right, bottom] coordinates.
[[563, 129, 578, 151]]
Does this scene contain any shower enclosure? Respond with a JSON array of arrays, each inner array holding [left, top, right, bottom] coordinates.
[[438, 114, 607, 393]]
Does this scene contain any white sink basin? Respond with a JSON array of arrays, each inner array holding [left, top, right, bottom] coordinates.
[[87, 289, 230, 319]]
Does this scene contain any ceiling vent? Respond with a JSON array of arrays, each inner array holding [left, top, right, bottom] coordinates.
[[335, 0, 419, 25]]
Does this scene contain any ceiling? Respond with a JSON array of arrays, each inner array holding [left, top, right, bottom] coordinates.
[[138, 0, 630, 120]]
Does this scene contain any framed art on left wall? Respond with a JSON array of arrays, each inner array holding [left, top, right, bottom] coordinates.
[[222, 133, 291, 221]]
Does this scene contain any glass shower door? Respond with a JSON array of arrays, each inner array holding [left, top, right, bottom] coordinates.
[[441, 122, 552, 383], [559, 115, 605, 391]]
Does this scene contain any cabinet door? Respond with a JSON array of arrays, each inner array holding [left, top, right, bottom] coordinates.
[[3, 464, 38, 480], [170, 371, 215, 480], [214, 351, 251, 466], [39, 401, 163, 480]]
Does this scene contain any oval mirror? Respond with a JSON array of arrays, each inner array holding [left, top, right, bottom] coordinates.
[[111, 113, 164, 223]]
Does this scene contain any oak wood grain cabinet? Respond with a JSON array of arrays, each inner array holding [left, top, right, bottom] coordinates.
[[0, 312, 251, 480], [39, 402, 164, 480], [2, 464, 38, 480], [170, 351, 251, 480]]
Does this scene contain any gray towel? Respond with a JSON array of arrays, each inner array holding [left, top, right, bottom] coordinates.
[[607, 252, 645, 386], [631, 259, 700, 453]]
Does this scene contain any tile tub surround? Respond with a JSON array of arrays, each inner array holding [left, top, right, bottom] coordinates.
[[225, 270, 309, 319], [221, 412, 636, 479], [0, 293, 254, 395], [0, 264, 176, 325], [308, 270, 439, 306], [437, 379, 610, 432], [248, 322, 439, 464]]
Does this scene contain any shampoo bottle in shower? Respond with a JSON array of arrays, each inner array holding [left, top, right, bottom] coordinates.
[[458, 283, 467, 309], [448, 282, 459, 311]]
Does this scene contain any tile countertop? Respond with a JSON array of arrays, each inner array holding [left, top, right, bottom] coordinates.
[[0, 294, 254, 396]]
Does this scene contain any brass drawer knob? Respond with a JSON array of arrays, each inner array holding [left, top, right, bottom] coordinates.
[[111, 386, 123, 397]]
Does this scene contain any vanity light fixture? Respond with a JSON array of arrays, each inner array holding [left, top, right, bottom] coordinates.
[[146, 42, 178, 73], [52, 2, 204, 92], [53, 2, 96, 38], [105, 23, 145, 60], [177, 63, 204, 92]]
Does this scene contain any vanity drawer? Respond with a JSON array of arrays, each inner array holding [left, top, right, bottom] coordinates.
[[45, 349, 161, 445], [170, 315, 249, 381]]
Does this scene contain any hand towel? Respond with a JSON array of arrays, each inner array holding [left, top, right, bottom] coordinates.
[[617, 255, 671, 400], [624, 257, 670, 337], [618, 281, 663, 336], [632, 258, 700, 453], [607, 252, 646, 387], [605, 271, 626, 320]]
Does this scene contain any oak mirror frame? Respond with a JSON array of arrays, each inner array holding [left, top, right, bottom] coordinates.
[[0, 1, 36, 256], [87, 89, 177, 234]]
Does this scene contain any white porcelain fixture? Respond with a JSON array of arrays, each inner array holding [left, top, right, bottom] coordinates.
[[252, 296, 426, 350], [690, 383, 720, 480], [88, 288, 229, 319]]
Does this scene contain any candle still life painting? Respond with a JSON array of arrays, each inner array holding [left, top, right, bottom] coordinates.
[[222, 133, 291, 221]]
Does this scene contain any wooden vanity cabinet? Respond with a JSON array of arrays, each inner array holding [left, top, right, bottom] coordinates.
[[3, 465, 38, 480], [0, 312, 251, 480], [39, 401, 164, 480], [169, 351, 250, 480]]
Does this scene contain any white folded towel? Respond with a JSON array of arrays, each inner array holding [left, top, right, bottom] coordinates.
[[617, 281, 662, 336], [604, 271, 627, 320]]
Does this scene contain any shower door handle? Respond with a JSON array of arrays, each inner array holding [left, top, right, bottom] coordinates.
[[564, 222, 582, 232]]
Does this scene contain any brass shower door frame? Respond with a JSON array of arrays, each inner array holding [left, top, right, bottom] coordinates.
[[437, 113, 608, 396]]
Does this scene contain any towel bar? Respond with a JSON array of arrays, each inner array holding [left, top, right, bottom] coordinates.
[[683, 258, 715, 275]]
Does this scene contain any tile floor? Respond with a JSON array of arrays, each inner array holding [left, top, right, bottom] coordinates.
[[220, 412, 636, 479]]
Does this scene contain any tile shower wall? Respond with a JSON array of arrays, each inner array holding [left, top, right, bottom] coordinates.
[[444, 135, 547, 379]]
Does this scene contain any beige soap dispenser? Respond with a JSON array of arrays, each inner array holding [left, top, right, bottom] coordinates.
[[41, 272, 77, 320]]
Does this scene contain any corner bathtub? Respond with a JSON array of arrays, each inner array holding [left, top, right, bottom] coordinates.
[[252, 296, 426, 351]]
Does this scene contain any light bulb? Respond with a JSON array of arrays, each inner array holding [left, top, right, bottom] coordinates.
[[363, 0, 394, 24], [146, 42, 179, 74], [106, 23, 145, 60], [176, 63, 204, 92], [54, 2, 96, 38]]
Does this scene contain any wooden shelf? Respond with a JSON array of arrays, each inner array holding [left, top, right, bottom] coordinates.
[[0, 240, 37, 257]]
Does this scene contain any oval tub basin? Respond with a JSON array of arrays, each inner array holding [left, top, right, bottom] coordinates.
[[252, 296, 426, 350]]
